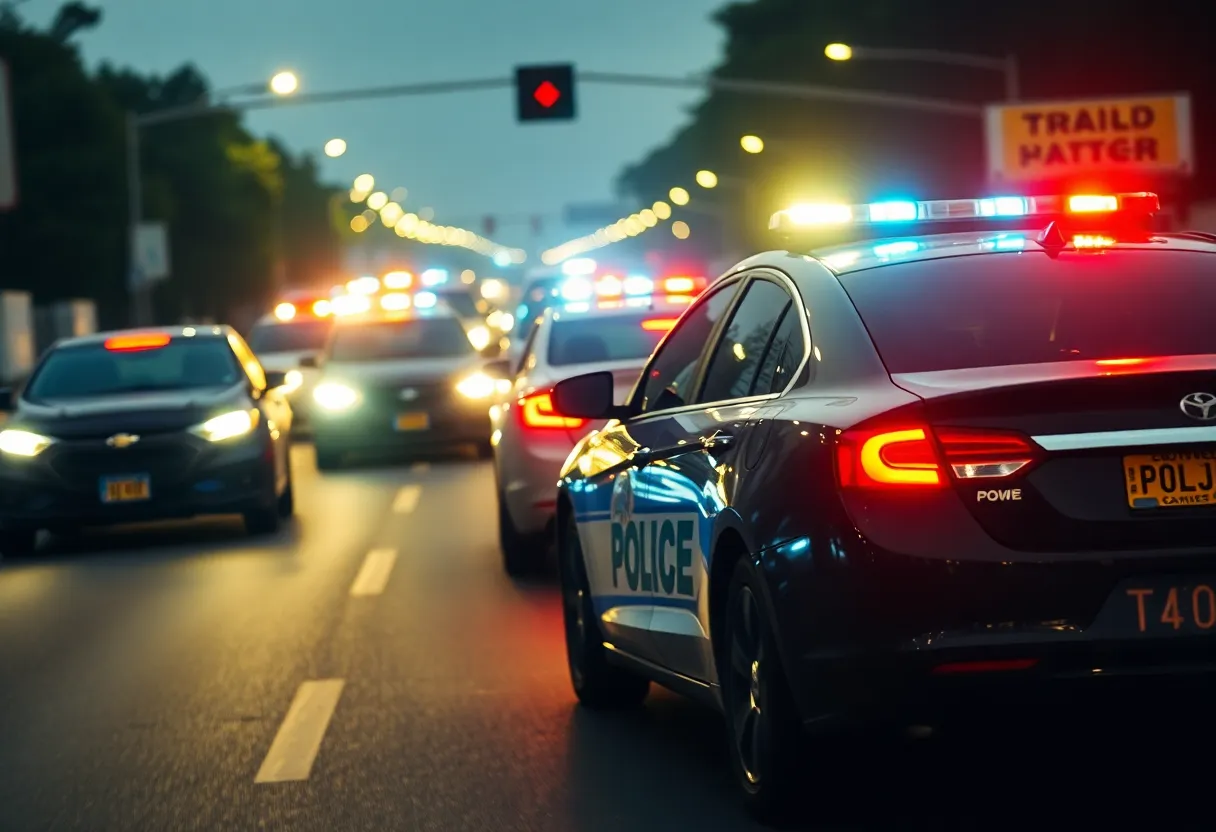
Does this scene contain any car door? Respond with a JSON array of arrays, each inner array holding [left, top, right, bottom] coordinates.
[[571, 279, 742, 665], [628, 273, 808, 682]]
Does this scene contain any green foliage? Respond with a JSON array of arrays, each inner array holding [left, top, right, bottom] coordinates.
[[0, 3, 340, 327]]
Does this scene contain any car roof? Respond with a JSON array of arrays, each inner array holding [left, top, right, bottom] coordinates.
[[331, 308, 457, 328], [55, 325, 233, 349], [806, 229, 1216, 276], [547, 298, 693, 324]]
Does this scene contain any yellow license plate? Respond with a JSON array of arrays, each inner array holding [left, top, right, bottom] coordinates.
[[395, 412, 430, 431], [1124, 451, 1216, 508], [101, 475, 151, 503]]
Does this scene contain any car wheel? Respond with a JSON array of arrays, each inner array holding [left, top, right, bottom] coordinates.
[[498, 490, 544, 575], [243, 504, 281, 536], [276, 464, 295, 518], [559, 512, 650, 709], [0, 528, 37, 557], [722, 557, 803, 825], [314, 445, 343, 471]]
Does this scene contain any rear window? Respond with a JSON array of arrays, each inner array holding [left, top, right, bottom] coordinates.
[[838, 251, 1216, 374], [248, 320, 332, 353], [26, 339, 240, 400], [328, 317, 472, 361], [548, 315, 668, 367]]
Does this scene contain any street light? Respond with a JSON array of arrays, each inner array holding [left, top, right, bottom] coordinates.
[[823, 42, 1018, 101], [324, 138, 347, 157], [695, 170, 719, 189], [126, 70, 300, 325], [740, 135, 765, 154]]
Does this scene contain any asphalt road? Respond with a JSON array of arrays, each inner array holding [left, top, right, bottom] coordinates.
[[0, 444, 1213, 831]]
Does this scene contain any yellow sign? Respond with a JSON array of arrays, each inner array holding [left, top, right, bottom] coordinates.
[[985, 94, 1193, 182]]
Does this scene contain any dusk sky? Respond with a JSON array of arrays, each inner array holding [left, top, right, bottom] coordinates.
[[29, 0, 727, 249]]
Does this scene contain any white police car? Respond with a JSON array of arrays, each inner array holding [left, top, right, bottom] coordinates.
[[548, 191, 1216, 823], [490, 274, 700, 574]]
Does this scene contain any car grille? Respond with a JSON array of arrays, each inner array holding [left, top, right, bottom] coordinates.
[[360, 380, 453, 411], [47, 437, 203, 487]]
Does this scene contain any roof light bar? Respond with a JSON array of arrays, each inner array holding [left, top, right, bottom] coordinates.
[[105, 332, 172, 352], [770, 192, 1159, 232]]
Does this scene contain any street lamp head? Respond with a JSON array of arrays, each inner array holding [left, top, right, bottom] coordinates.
[[324, 138, 347, 158], [740, 135, 765, 154], [695, 170, 718, 189], [824, 43, 853, 61], [270, 71, 299, 96]]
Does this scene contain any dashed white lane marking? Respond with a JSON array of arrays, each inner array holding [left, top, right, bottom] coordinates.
[[349, 548, 398, 597], [392, 484, 422, 513], [254, 679, 346, 783]]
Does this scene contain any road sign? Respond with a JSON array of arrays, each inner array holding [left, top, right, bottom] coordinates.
[[984, 93, 1194, 184], [515, 64, 576, 122], [132, 222, 170, 284], [0, 60, 16, 211]]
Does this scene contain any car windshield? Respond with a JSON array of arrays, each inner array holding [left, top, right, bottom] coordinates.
[[439, 292, 480, 318], [548, 314, 669, 366], [25, 338, 241, 400], [837, 250, 1216, 374], [248, 320, 332, 353], [327, 317, 472, 361]]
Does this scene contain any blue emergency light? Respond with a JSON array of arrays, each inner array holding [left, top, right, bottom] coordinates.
[[769, 192, 1160, 233], [420, 268, 448, 287]]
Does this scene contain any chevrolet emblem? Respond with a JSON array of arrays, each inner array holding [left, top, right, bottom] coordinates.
[[106, 433, 140, 449]]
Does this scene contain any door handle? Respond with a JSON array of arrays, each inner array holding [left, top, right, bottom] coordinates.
[[701, 429, 734, 449]]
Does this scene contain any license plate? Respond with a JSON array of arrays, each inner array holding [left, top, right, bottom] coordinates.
[[395, 412, 429, 431], [1123, 451, 1216, 508], [1092, 577, 1216, 637], [100, 474, 151, 503]]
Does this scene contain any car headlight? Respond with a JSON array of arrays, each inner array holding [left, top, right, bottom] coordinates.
[[314, 382, 359, 411], [0, 429, 55, 457], [190, 409, 259, 442], [281, 369, 304, 395], [455, 372, 496, 399], [467, 325, 491, 351]]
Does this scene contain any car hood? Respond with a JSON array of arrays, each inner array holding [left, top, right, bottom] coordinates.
[[14, 385, 249, 439], [319, 355, 482, 385], [257, 350, 319, 371]]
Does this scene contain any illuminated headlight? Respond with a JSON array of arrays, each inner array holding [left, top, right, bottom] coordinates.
[[314, 382, 359, 411], [0, 429, 55, 457], [190, 409, 258, 442], [281, 369, 303, 395], [455, 372, 496, 399], [467, 325, 491, 351]]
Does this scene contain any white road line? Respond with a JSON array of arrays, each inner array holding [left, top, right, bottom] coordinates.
[[349, 548, 397, 597], [254, 679, 346, 784], [392, 484, 422, 514]]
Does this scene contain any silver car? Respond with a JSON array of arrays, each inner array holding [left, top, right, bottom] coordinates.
[[490, 298, 687, 574]]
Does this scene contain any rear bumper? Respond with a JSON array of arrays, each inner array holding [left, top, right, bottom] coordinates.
[[0, 438, 273, 529], [759, 535, 1216, 727], [312, 406, 490, 453]]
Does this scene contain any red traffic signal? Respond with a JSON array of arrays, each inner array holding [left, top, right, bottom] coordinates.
[[515, 65, 576, 122]]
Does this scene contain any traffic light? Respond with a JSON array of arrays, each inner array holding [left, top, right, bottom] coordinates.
[[515, 64, 576, 122]]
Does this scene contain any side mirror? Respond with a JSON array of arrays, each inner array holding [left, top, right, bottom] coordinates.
[[552, 371, 629, 421], [264, 370, 288, 389], [483, 358, 511, 379], [0, 387, 12, 411], [299, 355, 319, 369]]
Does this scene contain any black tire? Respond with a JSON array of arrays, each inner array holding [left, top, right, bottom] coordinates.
[[276, 463, 295, 518], [498, 490, 544, 576], [721, 557, 804, 825], [0, 528, 36, 557], [314, 444, 343, 471], [558, 512, 650, 709], [243, 504, 281, 536]]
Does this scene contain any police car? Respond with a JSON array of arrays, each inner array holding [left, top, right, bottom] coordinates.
[[0, 326, 295, 553], [490, 276, 700, 575], [308, 303, 501, 469], [548, 191, 1216, 821], [247, 295, 335, 433]]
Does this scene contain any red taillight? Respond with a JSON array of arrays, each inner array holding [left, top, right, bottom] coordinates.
[[518, 392, 586, 430], [836, 424, 1040, 489], [105, 332, 172, 351], [641, 317, 678, 331]]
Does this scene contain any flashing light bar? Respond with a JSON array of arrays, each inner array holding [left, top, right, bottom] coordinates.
[[420, 268, 449, 287], [383, 270, 413, 290], [274, 302, 297, 322], [770, 192, 1160, 232], [414, 290, 438, 309], [347, 276, 381, 296], [312, 299, 332, 317], [332, 294, 372, 316], [623, 275, 653, 296], [380, 292, 411, 311], [641, 317, 678, 331], [105, 332, 172, 351]]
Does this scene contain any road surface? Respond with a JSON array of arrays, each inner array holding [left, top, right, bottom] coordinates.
[[0, 445, 1208, 830]]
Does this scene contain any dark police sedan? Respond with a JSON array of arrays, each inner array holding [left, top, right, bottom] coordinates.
[[549, 192, 1216, 823], [0, 326, 295, 555]]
